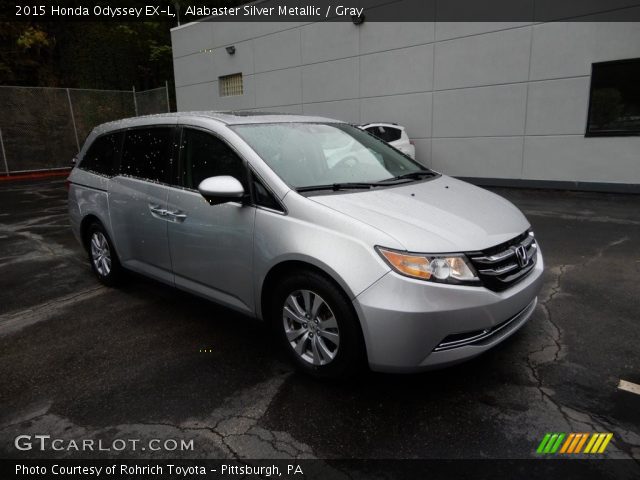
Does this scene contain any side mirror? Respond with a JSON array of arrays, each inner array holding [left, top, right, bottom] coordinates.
[[198, 175, 245, 205]]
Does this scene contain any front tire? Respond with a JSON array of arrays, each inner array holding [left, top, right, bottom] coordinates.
[[86, 222, 122, 287], [270, 270, 365, 379]]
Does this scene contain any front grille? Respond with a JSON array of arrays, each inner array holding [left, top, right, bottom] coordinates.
[[468, 230, 537, 292]]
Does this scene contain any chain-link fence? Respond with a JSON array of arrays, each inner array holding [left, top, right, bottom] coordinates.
[[134, 86, 171, 117], [0, 84, 170, 174]]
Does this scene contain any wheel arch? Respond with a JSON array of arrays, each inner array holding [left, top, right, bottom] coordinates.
[[79, 213, 116, 255], [80, 214, 104, 251], [258, 258, 356, 322], [259, 258, 368, 362]]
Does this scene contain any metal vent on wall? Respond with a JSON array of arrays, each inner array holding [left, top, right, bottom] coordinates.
[[219, 73, 243, 97]]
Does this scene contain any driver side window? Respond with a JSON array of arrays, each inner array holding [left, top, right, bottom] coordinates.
[[180, 128, 246, 190]]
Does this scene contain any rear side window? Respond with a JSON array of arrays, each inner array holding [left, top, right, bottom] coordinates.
[[180, 128, 246, 190], [79, 132, 123, 176], [121, 127, 173, 183], [366, 126, 402, 143]]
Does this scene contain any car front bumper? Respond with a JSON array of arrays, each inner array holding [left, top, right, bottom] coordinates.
[[353, 249, 544, 372]]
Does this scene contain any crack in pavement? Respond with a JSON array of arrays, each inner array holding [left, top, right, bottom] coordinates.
[[0, 374, 321, 461], [517, 236, 638, 459], [0, 220, 76, 268], [531, 263, 568, 366]]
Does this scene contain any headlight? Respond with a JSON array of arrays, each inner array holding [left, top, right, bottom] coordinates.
[[376, 247, 480, 285]]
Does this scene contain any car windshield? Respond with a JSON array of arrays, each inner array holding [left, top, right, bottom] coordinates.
[[231, 123, 430, 190]]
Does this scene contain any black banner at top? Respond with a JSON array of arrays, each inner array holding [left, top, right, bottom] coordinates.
[[2, 0, 640, 23]]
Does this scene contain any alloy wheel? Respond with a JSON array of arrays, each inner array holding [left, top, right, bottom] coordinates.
[[90, 231, 111, 277], [282, 290, 340, 366]]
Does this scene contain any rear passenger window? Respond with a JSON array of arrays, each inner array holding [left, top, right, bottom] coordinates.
[[180, 128, 246, 190], [79, 132, 123, 176], [384, 127, 402, 142], [366, 126, 402, 143], [121, 127, 173, 183]]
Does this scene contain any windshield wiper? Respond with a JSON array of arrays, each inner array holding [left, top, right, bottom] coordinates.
[[296, 171, 437, 192], [296, 182, 379, 193], [377, 170, 437, 184]]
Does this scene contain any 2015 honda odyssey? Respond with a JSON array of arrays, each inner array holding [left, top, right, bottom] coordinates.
[[68, 112, 543, 378]]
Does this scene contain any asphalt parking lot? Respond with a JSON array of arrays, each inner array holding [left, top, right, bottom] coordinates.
[[0, 178, 639, 461]]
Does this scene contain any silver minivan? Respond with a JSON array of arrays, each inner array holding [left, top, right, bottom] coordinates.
[[68, 112, 543, 378]]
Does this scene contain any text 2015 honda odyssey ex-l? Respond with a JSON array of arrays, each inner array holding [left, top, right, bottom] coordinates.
[[68, 112, 543, 378]]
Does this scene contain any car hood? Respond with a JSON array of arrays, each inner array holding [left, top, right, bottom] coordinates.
[[310, 175, 530, 252]]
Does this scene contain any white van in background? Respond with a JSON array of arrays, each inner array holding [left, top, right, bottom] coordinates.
[[360, 123, 416, 159]]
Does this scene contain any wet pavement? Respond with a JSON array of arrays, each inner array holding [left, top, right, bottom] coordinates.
[[0, 179, 639, 461]]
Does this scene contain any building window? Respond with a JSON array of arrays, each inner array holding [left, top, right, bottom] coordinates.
[[219, 73, 243, 97], [586, 58, 640, 136]]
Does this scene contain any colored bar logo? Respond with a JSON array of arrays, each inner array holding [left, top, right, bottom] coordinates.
[[537, 433, 613, 454]]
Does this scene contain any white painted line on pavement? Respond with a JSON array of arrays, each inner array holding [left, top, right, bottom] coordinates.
[[0, 287, 106, 337], [618, 379, 640, 396]]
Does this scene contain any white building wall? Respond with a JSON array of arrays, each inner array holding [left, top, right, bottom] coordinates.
[[171, 7, 640, 186]]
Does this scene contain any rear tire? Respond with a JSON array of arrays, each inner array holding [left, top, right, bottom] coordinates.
[[86, 222, 122, 287], [269, 270, 365, 379]]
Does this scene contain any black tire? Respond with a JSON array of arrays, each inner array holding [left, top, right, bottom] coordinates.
[[85, 222, 123, 287], [269, 270, 365, 379]]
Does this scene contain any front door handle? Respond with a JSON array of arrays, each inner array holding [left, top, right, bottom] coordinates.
[[166, 210, 188, 222], [149, 204, 169, 218]]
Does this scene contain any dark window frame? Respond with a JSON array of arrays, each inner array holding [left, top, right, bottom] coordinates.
[[585, 57, 640, 137], [248, 168, 286, 214]]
